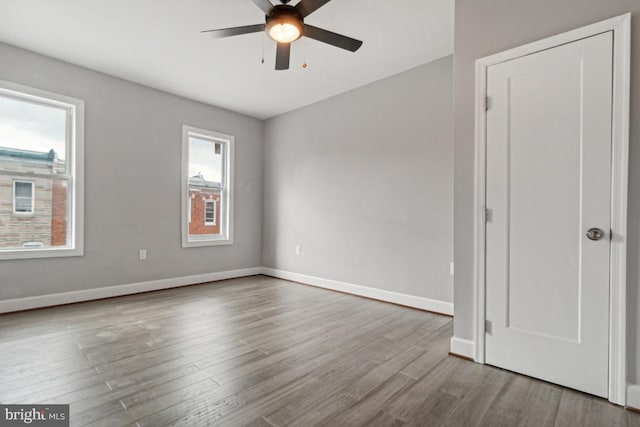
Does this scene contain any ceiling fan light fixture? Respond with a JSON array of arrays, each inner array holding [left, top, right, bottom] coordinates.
[[268, 21, 302, 43], [265, 6, 304, 44]]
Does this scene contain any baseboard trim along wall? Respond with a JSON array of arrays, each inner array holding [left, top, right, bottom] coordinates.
[[0, 267, 264, 314], [0, 266, 454, 317], [260, 267, 454, 316], [628, 384, 640, 411], [449, 336, 475, 360]]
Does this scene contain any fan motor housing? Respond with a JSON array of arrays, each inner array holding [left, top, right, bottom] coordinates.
[[266, 5, 304, 42]]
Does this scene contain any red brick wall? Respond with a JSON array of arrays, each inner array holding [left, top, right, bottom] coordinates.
[[188, 189, 221, 236], [51, 181, 67, 246]]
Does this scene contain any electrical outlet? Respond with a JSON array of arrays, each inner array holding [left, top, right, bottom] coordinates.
[[295, 245, 301, 256], [449, 261, 455, 276], [139, 249, 147, 261]]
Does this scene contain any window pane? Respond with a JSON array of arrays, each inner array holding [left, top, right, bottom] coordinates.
[[0, 91, 72, 251], [188, 136, 223, 185], [15, 197, 32, 212], [205, 201, 215, 223], [188, 189, 221, 239], [15, 181, 33, 197], [0, 93, 67, 168]]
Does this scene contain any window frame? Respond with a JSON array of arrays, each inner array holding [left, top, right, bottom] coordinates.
[[204, 199, 216, 226], [0, 80, 84, 260], [181, 125, 234, 247], [13, 180, 35, 215], [187, 195, 192, 224]]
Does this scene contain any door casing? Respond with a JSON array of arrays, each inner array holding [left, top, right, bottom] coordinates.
[[472, 13, 630, 406]]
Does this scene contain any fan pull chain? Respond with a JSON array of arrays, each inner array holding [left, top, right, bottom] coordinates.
[[261, 35, 265, 64], [302, 38, 308, 69]]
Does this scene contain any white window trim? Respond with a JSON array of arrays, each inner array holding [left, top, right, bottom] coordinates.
[[204, 199, 217, 226], [187, 196, 192, 224], [181, 125, 234, 247], [13, 180, 35, 215], [0, 80, 84, 260]]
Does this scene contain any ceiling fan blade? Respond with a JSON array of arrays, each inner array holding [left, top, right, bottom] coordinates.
[[275, 42, 291, 70], [201, 24, 265, 39], [295, 0, 331, 17], [304, 25, 363, 52], [251, 0, 273, 15]]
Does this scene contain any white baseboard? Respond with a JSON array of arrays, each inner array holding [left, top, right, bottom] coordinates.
[[0, 267, 263, 314], [0, 266, 454, 318], [450, 336, 475, 360], [628, 384, 640, 410], [260, 267, 453, 316]]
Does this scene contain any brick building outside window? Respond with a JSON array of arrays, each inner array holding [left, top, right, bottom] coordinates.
[[188, 173, 222, 237], [0, 147, 67, 249]]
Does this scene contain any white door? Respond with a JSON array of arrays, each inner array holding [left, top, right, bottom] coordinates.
[[485, 31, 613, 397]]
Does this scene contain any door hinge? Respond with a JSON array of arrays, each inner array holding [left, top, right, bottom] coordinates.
[[485, 96, 491, 111], [485, 319, 493, 335], [483, 207, 492, 223]]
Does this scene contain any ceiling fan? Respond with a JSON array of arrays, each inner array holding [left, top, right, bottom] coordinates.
[[201, 0, 363, 70]]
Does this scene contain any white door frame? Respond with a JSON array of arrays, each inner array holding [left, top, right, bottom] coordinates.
[[472, 14, 630, 406]]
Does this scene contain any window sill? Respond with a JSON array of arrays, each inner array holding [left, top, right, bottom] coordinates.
[[182, 236, 233, 248], [0, 247, 83, 261]]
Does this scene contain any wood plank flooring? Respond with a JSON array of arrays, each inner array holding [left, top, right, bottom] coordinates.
[[0, 275, 637, 426]]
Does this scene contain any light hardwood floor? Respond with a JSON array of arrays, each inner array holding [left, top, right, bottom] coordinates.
[[0, 275, 637, 426]]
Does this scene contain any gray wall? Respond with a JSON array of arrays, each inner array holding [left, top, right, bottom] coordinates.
[[0, 42, 264, 300], [263, 56, 454, 303], [453, 1, 640, 385]]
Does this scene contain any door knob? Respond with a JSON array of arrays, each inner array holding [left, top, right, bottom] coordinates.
[[586, 228, 605, 241]]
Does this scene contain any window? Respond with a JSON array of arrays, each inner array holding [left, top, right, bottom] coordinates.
[[0, 81, 84, 260], [182, 126, 233, 247], [204, 199, 216, 225], [13, 181, 34, 214]]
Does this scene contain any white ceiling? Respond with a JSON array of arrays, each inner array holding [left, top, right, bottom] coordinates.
[[0, 0, 454, 119]]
